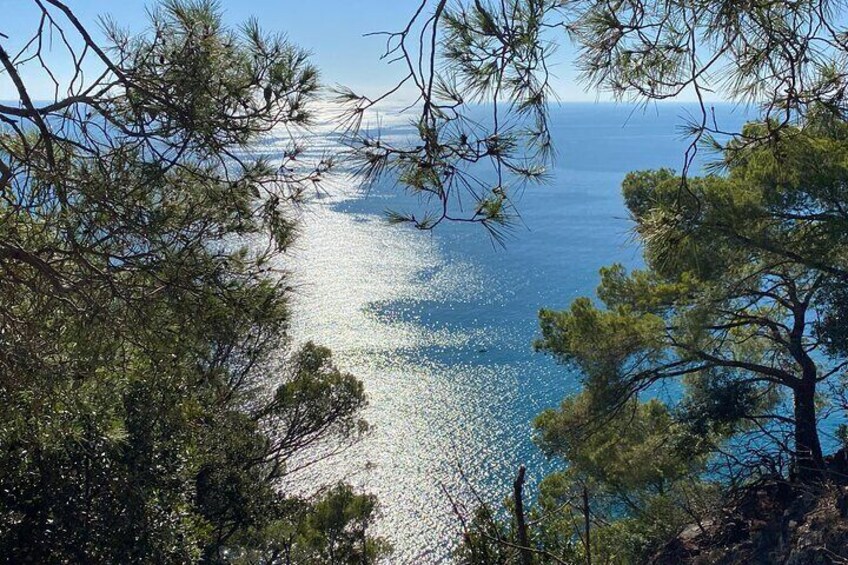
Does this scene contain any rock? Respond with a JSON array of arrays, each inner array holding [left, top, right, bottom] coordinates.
[[837, 488, 848, 518], [651, 479, 848, 565]]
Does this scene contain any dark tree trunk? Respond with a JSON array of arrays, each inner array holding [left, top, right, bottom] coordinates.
[[513, 465, 532, 565], [793, 381, 825, 482], [583, 486, 591, 565]]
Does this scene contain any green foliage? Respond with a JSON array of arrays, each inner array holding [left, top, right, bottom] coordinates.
[[535, 394, 720, 563], [536, 116, 848, 482], [537, 296, 665, 396], [229, 484, 390, 565], [0, 1, 385, 562], [535, 396, 709, 494], [458, 112, 848, 562], [346, 0, 848, 240], [458, 394, 719, 564], [339, 0, 560, 239], [293, 484, 390, 564]]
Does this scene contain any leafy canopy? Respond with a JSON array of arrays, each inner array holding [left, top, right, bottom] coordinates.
[[0, 1, 386, 562]]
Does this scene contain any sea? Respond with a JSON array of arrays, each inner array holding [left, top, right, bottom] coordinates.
[[277, 102, 752, 563]]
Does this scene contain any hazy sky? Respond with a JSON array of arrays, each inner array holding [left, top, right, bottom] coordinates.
[[0, 0, 605, 102]]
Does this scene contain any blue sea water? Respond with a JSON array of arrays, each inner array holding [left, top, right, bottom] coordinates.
[[285, 102, 751, 563]]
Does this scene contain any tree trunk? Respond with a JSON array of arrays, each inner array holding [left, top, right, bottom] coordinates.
[[513, 465, 532, 565], [793, 381, 825, 482], [583, 486, 591, 565]]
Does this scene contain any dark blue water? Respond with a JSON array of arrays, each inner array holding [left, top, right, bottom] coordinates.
[[288, 102, 751, 563]]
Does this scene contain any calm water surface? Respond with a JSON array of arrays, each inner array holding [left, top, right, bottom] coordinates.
[[281, 103, 750, 563]]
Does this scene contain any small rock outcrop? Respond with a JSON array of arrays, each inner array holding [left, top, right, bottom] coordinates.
[[652, 453, 848, 564]]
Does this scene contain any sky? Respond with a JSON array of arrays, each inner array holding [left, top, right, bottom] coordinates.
[[0, 0, 604, 103]]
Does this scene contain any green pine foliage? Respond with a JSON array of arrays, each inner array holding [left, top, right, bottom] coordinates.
[[0, 1, 386, 562], [458, 111, 848, 562]]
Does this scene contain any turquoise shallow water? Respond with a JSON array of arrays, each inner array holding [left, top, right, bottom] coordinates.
[[284, 103, 751, 563]]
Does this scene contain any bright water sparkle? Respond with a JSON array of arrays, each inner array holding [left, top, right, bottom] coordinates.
[[280, 103, 750, 563]]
